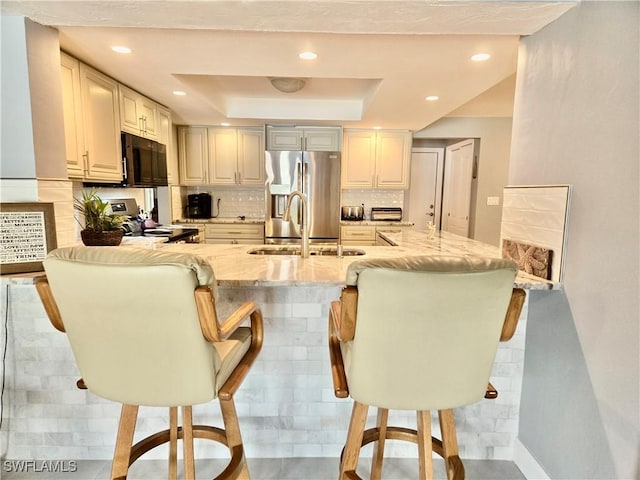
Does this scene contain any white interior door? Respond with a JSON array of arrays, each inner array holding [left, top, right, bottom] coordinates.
[[406, 148, 444, 230], [441, 139, 475, 237]]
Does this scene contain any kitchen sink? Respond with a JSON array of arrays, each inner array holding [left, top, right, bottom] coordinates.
[[247, 247, 365, 256]]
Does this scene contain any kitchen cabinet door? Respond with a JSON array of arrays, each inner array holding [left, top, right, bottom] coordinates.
[[237, 127, 265, 185], [60, 53, 85, 179], [266, 126, 341, 151], [178, 126, 208, 185], [342, 129, 411, 189], [208, 128, 238, 185], [157, 106, 178, 184], [341, 130, 376, 188], [375, 131, 411, 189], [79, 63, 123, 182], [340, 225, 376, 245], [205, 223, 264, 244], [119, 85, 158, 140], [302, 127, 341, 151], [266, 127, 303, 151]]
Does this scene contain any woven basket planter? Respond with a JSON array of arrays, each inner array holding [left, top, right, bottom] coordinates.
[[80, 229, 124, 246]]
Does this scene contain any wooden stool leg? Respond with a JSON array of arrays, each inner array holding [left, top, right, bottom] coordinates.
[[417, 410, 434, 480], [438, 409, 464, 480], [111, 404, 138, 480], [220, 397, 250, 479], [370, 408, 388, 480], [340, 401, 369, 480], [169, 407, 178, 480], [182, 406, 195, 480]]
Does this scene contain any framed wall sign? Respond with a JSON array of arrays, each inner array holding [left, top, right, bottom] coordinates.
[[0, 202, 58, 274]]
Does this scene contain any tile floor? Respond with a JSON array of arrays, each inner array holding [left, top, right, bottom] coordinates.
[[3, 457, 525, 479]]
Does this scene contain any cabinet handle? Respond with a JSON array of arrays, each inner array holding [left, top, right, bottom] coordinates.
[[82, 151, 89, 173], [237, 171, 241, 184]]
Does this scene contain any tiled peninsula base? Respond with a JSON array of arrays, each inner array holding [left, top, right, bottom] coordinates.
[[1, 280, 527, 462]]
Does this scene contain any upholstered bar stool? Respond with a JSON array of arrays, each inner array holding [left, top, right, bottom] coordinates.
[[328, 256, 525, 480], [36, 247, 263, 480]]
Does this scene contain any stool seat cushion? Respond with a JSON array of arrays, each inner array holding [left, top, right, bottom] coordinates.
[[214, 326, 252, 391], [341, 255, 517, 411], [42, 247, 238, 406]]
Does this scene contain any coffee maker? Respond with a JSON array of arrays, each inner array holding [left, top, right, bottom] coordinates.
[[186, 193, 212, 218]]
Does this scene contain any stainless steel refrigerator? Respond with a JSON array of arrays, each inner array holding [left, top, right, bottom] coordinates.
[[265, 150, 341, 244]]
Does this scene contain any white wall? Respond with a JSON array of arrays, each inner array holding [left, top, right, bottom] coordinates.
[[413, 116, 513, 246], [1, 16, 36, 179], [509, 2, 639, 478]]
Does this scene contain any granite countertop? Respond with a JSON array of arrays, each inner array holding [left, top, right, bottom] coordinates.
[[2, 229, 555, 290], [175, 217, 265, 225], [154, 229, 556, 290]]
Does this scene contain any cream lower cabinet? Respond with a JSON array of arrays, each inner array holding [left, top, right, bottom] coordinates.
[[178, 127, 264, 186], [342, 129, 411, 189], [341, 225, 412, 246], [61, 54, 123, 182], [340, 226, 377, 246], [204, 223, 265, 245]]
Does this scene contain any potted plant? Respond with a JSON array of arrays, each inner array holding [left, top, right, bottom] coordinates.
[[74, 190, 126, 246]]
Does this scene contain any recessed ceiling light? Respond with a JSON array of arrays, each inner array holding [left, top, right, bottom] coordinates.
[[425, 95, 439, 101], [373, 126, 382, 130], [173, 90, 186, 96], [299, 51, 318, 60], [471, 53, 491, 62], [221, 122, 231, 127], [111, 46, 131, 54]]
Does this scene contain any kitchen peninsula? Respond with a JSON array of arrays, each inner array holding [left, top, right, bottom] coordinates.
[[1, 230, 553, 463]]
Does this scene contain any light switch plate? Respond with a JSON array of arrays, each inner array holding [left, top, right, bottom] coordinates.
[[487, 196, 500, 206]]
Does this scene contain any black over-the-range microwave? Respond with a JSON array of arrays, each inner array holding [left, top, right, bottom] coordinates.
[[121, 132, 168, 187], [84, 132, 168, 188]]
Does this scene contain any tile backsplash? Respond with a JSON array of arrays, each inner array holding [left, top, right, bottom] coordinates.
[[171, 187, 404, 221], [178, 186, 266, 219], [341, 189, 404, 220]]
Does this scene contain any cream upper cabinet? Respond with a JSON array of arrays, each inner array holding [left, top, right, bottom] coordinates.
[[266, 126, 341, 151], [157, 106, 178, 184], [178, 126, 208, 185], [342, 129, 411, 189], [208, 128, 238, 185], [236, 127, 265, 185], [178, 126, 264, 186], [341, 130, 377, 188], [266, 127, 302, 150], [119, 84, 158, 140], [79, 63, 123, 182], [60, 52, 85, 179]]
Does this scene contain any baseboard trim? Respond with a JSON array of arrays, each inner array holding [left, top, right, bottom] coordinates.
[[514, 439, 550, 479]]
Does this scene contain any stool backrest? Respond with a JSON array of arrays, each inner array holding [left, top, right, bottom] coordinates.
[[42, 247, 218, 407], [344, 256, 518, 410]]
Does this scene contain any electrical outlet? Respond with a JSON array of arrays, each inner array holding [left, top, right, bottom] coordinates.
[[487, 196, 500, 206]]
